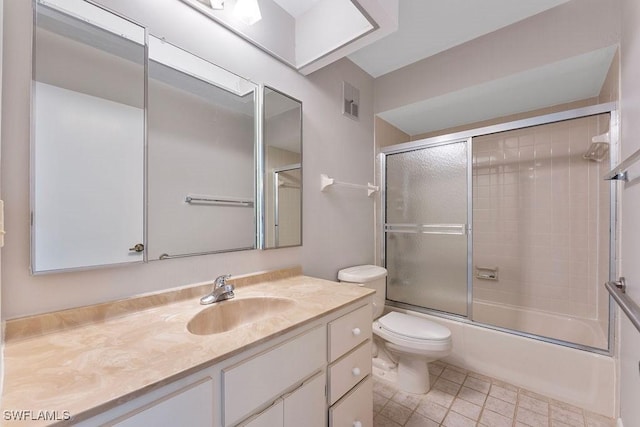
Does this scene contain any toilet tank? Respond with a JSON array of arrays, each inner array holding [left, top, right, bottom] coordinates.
[[338, 265, 387, 319]]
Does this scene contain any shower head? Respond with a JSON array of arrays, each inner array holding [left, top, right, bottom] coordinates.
[[583, 142, 609, 162]]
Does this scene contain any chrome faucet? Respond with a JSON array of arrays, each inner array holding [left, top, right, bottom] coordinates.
[[200, 274, 235, 305]]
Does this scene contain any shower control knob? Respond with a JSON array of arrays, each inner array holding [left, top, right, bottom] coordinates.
[[352, 327, 361, 336], [352, 367, 361, 376], [353, 422, 362, 427]]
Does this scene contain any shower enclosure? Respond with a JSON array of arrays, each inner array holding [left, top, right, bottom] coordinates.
[[380, 104, 616, 353]]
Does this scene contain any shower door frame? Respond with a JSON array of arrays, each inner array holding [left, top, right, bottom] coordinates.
[[379, 102, 618, 356]]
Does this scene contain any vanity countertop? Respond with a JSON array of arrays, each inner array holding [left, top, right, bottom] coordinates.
[[1, 267, 374, 426]]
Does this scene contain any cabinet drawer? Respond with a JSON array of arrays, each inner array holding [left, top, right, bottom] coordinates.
[[328, 304, 371, 362], [239, 399, 283, 427], [283, 371, 326, 427], [329, 376, 373, 427], [328, 340, 371, 405], [223, 325, 326, 426]]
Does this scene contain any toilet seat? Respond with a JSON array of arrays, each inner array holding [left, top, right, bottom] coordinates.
[[373, 312, 452, 354]]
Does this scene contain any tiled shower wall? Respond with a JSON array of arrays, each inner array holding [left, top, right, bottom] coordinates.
[[472, 115, 610, 322]]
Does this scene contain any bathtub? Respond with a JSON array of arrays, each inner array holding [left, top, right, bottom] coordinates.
[[472, 299, 609, 350], [387, 306, 616, 418]]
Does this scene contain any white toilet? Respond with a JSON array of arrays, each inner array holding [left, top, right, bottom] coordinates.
[[338, 265, 452, 394]]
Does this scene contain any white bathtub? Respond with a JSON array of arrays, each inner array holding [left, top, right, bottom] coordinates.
[[472, 299, 609, 350], [388, 306, 616, 417]]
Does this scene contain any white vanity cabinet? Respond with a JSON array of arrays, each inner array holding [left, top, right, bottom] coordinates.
[[76, 298, 372, 427], [327, 304, 373, 427]]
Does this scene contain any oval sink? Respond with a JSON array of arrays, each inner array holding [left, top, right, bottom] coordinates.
[[187, 297, 296, 335]]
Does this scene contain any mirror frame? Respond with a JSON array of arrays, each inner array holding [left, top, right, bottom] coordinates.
[[259, 85, 303, 249]]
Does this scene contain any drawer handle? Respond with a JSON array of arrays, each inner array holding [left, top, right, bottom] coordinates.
[[352, 367, 361, 376], [353, 421, 362, 427], [352, 327, 361, 336]]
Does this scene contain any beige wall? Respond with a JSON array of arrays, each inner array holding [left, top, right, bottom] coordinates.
[[1, 0, 375, 318], [472, 116, 611, 333], [374, 0, 620, 116], [619, 0, 640, 424]]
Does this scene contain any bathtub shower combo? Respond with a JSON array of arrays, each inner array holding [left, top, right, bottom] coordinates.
[[380, 104, 616, 354]]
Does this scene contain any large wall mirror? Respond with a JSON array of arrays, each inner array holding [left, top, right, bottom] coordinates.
[[31, 0, 145, 273], [262, 86, 302, 249], [147, 36, 258, 260]]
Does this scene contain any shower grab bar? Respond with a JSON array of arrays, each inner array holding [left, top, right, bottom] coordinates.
[[605, 278, 640, 333], [185, 195, 254, 207], [605, 147, 640, 181], [384, 223, 468, 235]]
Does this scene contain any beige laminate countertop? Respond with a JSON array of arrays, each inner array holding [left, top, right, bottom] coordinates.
[[1, 268, 374, 426]]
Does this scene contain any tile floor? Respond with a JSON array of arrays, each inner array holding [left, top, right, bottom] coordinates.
[[372, 361, 615, 427]]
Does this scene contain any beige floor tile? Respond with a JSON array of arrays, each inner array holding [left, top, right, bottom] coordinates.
[[519, 388, 550, 402], [585, 411, 616, 427], [550, 405, 586, 426], [379, 400, 413, 425], [491, 379, 519, 392], [415, 399, 448, 423], [442, 410, 476, 427], [485, 395, 516, 418], [373, 392, 389, 413], [373, 413, 402, 427], [423, 388, 456, 408], [391, 390, 422, 411], [405, 412, 439, 427], [517, 406, 550, 427], [463, 375, 491, 394], [479, 409, 513, 427], [450, 397, 482, 421], [458, 386, 488, 406], [433, 377, 462, 396], [429, 364, 444, 377], [440, 367, 467, 384], [489, 384, 518, 404], [518, 393, 549, 416], [374, 380, 397, 399]]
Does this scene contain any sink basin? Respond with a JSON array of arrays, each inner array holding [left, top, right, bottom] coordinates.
[[187, 296, 297, 335]]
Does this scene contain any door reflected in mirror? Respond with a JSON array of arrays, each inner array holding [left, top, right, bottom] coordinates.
[[263, 87, 302, 249], [31, 0, 145, 273]]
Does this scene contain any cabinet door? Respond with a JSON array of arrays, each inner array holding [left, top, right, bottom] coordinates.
[[111, 378, 213, 427], [239, 399, 283, 427], [283, 371, 326, 427]]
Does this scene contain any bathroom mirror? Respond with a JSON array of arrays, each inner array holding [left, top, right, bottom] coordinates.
[[147, 36, 258, 260], [31, 0, 145, 273], [262, 86, 302, 249]]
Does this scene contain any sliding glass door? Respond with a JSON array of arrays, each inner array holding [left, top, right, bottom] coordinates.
[[383, 139, 470, 316]]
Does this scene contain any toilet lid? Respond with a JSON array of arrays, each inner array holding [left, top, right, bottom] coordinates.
[[378, 312, 451, 341]]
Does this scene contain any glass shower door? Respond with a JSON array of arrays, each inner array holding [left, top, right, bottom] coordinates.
[[384, 139, 470, 316]]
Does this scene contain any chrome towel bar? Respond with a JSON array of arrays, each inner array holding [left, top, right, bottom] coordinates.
[[605, 277, 640, 333], [605, 147, 640, 181], [185, 195, 254, 207]]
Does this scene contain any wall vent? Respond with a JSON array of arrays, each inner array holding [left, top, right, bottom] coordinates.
[[342, 81, 359, 120]]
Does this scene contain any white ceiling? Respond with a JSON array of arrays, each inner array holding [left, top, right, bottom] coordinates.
[[377, 45, 617, 136], [271, 0, 322, 18], [348, 0, 570, 78]]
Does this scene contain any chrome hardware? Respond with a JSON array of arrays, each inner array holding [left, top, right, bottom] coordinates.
[[605, 277, 640, 334], [200, 274, 235, 305], [129, 243, 144, 252], [608, 277, 626, 292]]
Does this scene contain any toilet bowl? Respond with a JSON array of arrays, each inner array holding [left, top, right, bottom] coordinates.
[[338, 265, 452, 394]]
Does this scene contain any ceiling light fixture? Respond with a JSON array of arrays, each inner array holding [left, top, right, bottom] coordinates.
[[195, 0, 224, 9], [233, 0, 262, 25]]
